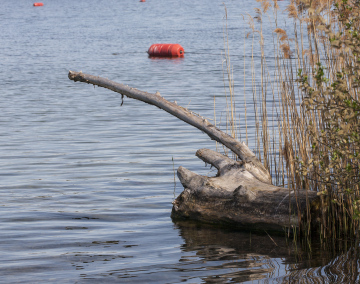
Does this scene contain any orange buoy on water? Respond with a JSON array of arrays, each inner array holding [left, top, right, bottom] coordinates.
[[140, 0, 146, 2], [147, 44, 184, 58], [33, 2, 44, 6]]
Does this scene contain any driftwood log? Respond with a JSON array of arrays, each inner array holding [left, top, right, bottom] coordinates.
[[68, 71, 321, 233]]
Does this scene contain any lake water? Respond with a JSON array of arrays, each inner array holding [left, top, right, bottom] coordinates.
[[1, 0, 359, 283]]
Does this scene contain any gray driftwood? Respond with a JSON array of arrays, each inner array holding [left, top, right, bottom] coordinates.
[[68, 71, 321, 233]]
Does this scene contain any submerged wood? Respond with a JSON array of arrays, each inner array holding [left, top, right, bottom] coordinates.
[[68, 71, 321, 233]]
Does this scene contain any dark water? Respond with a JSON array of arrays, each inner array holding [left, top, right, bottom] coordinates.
[[1, 0, 359, 283]]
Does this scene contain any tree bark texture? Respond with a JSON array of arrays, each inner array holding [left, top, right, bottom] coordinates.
[[68, 71, 321, 233]]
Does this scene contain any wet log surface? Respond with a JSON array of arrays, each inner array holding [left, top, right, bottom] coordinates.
[[68, 71, 321, 233]]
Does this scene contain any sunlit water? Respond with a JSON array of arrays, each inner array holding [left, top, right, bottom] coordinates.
[[1, 0, 359, 283]]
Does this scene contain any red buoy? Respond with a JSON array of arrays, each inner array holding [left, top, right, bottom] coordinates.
[[140, 0, 146, 2], [147, 44, 184, 57], [33, 2, 44, 6]]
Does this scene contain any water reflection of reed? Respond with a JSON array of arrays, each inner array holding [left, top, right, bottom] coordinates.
[[283, 247, 360, 284], [175, 221, 360, 283]]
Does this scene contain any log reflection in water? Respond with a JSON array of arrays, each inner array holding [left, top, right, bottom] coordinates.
[[175, 221, 297, 283], [175, 221, 360, 283]]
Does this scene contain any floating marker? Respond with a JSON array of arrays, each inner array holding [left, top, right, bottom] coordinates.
[[33, 2, 44, 6], [147, 44, 184, 57], [140, 0, 146, 2]]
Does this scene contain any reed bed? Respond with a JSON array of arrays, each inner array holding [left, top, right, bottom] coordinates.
[[220, 0, 360, 241]]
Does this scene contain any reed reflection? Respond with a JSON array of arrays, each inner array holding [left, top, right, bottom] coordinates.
[[174, 221, 360, 283]]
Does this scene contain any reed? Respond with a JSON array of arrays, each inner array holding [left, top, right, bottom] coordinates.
[[222, 5, 238, 145], [221, 0, 360, 241]]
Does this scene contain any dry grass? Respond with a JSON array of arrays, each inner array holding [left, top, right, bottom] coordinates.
[[221, 0, 360, 241]]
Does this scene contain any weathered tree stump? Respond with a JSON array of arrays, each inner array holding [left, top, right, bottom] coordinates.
[[172, 148, 320, 232], [68, 71, 321, 233]]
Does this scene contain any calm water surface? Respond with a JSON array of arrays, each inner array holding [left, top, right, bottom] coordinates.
[[1, 0, 359, 283]]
